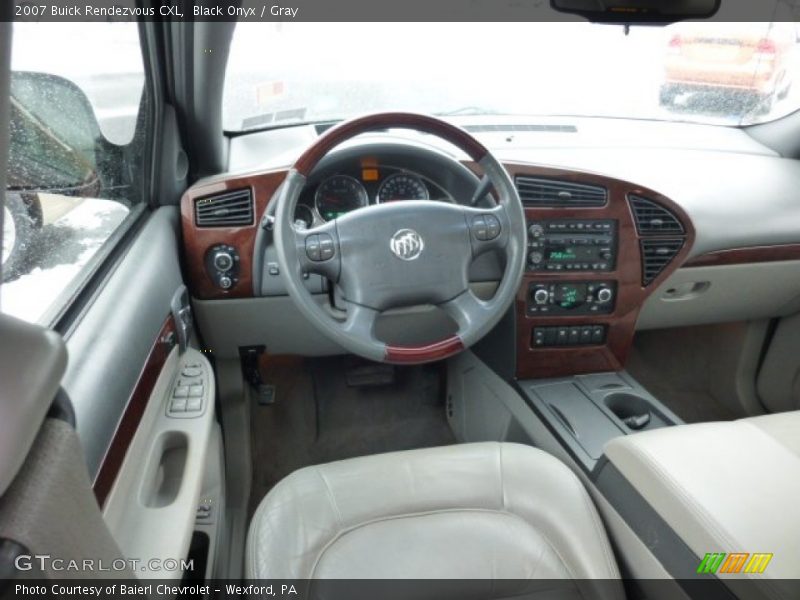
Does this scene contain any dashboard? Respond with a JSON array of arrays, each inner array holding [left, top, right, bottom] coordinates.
[[180, 121, 800, 378]]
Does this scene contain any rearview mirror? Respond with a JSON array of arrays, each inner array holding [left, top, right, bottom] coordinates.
[[551, 0, 720, 23]]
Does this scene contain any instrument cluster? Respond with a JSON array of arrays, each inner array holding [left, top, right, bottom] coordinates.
[[294, 163, 452, 229]]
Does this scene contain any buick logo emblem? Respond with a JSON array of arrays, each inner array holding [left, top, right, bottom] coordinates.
[[390, 229, 424, 261]]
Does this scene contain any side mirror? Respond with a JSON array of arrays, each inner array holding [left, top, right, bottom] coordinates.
[[550, 0, 720, 24], [7, 72, 102, 192]]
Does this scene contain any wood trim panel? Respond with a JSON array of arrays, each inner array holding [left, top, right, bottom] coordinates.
[[684, 244, 800, 268], [180, 170, 287, 300], [93, 316, 176, 507], [498, 162, 695, 380]]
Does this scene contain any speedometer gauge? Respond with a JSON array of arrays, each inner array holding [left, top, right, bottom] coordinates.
[[315, 175, 368, 221], [377, 173, 429, 203]]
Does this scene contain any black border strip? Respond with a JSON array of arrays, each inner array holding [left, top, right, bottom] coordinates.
[[594, 458, 738, 600]]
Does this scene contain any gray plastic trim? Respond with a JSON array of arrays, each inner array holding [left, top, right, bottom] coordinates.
[[62, 207, 184, 477], [519, 371, 683, 473], [638, 261, 800, 330], [192, 282, 498, 360], [103, 347, 215, 579]]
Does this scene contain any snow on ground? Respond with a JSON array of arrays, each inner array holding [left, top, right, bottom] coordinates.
[[1, 198, 129, 324]]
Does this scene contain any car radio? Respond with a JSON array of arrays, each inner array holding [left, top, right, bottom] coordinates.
[[526, 219, 617, 272], [527, 281, 616, 315]]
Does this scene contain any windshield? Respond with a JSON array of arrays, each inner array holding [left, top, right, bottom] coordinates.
[[223, 22, 800, 131]]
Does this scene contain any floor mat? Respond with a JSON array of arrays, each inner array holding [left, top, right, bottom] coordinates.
[[627, 331, 741, 424], [248, 355, 455, 514]]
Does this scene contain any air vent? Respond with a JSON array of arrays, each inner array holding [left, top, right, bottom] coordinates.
[[629, 195, 684, 235], [515, 177, 607, 207], [641, 239, 684, 285], [195, 189, 254, 228], [464, 124, 577, 133]]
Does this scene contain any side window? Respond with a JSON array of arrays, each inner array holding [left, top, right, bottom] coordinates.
[[2, 23, 148, 324]]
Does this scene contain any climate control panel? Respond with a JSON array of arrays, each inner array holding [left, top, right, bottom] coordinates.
[[527, 281, 616, 316], [205, 244, 240, 290]]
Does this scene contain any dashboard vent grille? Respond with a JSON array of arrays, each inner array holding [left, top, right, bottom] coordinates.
[[515, 177, 607, 207], [195, 189, 254, 228], [629, 195, 684, 235], [464, 124, 577, 133], [641, 239, 685, 285]]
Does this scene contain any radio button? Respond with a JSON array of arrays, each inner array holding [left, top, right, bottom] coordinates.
[[485, 215, 501, 239], [528, 223, 545, 238]]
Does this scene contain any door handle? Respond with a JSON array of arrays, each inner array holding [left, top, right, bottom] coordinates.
[[170, 285, 192, 354]]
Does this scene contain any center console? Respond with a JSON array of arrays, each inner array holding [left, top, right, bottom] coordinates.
[[507, 164, 693, 380], [519, 371, 682, 473]]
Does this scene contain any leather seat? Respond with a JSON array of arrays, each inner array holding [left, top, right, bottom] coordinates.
[[605, 411, 800, 600], [246, 442, 623, 597]]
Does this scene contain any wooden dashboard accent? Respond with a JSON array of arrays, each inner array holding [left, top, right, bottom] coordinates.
[[500, 162, 695, 380], [684, 244, 800, 268], [180, 170, 287, 299], [93, 315, 176, 507]]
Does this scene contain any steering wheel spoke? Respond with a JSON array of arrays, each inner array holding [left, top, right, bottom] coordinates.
[[440, 289, 492, 338]]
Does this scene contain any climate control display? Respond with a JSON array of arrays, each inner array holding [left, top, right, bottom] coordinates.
[[527, 281, 616, 316]]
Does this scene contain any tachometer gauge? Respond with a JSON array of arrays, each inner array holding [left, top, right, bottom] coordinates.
[[377, 173, 430, 203], [314, 175, 368, 221]]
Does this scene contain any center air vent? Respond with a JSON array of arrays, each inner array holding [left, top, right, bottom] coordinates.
[[641, 239, 685, 285], [629, 195, 684, 234], [195, 189, 254, 228], [515, 177, 607, 207]]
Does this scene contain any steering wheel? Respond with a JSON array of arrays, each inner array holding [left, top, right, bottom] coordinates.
[[271, 112, 526, 364]]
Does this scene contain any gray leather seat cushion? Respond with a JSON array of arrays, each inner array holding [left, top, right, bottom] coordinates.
[[247, 442, 622, 596]]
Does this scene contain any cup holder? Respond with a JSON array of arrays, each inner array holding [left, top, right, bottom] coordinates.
[[605, 393, 652, 430]]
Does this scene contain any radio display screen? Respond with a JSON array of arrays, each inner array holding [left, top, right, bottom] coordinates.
[[546, 246, 600, 262]]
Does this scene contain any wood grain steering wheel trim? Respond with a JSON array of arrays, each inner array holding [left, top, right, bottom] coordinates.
[[385, 335, 465, 364], [293, 112, 489, 176]]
